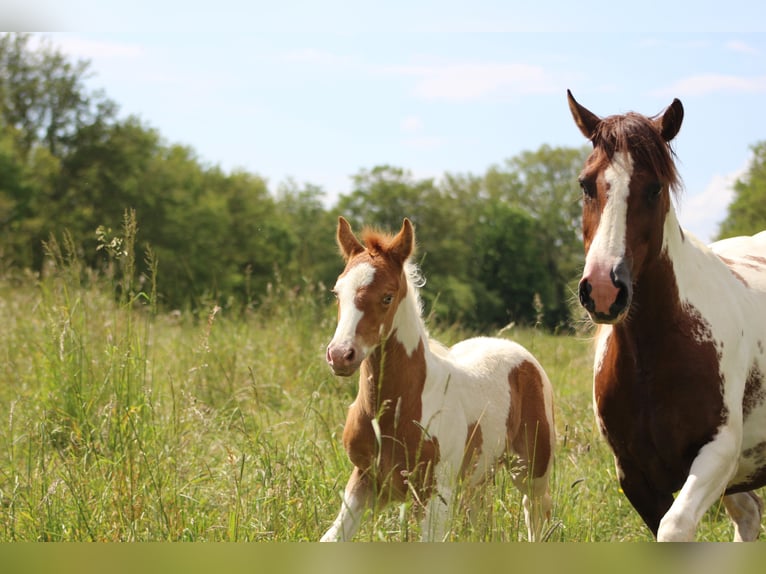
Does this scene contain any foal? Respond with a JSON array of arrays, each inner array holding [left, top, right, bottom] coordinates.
[[320, 217, 555, 541]]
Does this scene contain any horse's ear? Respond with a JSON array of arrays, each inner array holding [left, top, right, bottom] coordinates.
[[337, 216, 364, 260], [567, 89, 601, 140], [389, 218, 414, 265], [655, 98, 684, 142]]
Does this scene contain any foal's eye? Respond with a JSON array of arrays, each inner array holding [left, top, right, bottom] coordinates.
[[579, 178, 596, 199], [382, 294, 394, 306]]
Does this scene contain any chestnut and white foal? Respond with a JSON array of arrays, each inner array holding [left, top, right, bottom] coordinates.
[[320, 217, 555, 542]]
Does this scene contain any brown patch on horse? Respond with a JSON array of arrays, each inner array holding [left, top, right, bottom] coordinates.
[[743, 364, 766, 419], [507, 360, 552, 479], [342, 336, 440, 504], [460, 422, 484, 478]]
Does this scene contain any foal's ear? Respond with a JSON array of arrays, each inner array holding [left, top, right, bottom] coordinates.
[[567, 89, 601, 140], [389, 218, 414, 265], [655, 98, 684, 142], [337, 216, 365, 260]]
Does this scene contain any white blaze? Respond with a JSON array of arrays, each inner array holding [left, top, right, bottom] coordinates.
[[331, 262, 375, 347], [585, 152, 634, 269]]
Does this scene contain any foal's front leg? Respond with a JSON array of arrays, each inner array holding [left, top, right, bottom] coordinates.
[[420, 484, 453, 541], [321, 467, 371, 541]]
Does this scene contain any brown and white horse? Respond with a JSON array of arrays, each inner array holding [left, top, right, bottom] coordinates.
[[568, 90, 766, 541], [320, 217, 555, 541]]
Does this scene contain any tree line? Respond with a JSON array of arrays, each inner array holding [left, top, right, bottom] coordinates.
[[2, 33, 764, 332]]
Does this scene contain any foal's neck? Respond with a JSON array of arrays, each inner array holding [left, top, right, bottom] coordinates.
[[357, 285, 430, 414]]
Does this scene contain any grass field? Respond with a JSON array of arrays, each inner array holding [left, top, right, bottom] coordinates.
[[0, 233, 755, 542]]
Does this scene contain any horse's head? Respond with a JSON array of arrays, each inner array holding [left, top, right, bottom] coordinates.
[[326, 216, 414, 376], [567, 90, 684, 324]]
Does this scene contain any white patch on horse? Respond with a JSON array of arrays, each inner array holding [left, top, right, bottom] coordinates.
[[390, 262, 428, 356], [586, 152, 633, 268]]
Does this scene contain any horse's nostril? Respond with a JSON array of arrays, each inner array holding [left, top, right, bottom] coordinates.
[[579, 279, 594, 311], [344, 347, 355, 362]]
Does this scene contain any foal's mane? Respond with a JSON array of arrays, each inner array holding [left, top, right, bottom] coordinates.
[[591, 111, 683, 196], [360, 227, 400, 256]]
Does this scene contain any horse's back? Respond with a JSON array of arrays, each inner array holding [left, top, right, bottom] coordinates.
[[447, 336, 540, 374], [709, 230, 766, 292]]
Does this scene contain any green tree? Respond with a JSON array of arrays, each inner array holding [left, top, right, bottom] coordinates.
[[0, 33, 117, 158], [484, 145, 589, 330], [474, 202, 551, 328], [275, 180, 339, 290], [717, 141, 766, 239]]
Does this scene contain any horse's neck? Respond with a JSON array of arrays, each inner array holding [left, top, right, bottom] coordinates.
[[627, 206, 722, 335], [661, 206, 731, 303], [356, 288, 431, 414]]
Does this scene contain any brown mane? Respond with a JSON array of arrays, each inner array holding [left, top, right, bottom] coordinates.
[[591, 111, 683, 196]]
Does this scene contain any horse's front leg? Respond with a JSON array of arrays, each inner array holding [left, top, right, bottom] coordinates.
[[614, 456, 674, 538], [657, 427, 739, 542], [320, 467, 371, 542]]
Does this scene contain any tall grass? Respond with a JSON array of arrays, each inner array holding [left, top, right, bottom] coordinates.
[[0, 217, 755, 541]]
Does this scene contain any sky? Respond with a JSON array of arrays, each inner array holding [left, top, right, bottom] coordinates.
[[5, 1, 766, 243]]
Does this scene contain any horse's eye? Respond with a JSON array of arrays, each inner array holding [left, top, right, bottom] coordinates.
[[579, 178, 596, 199], [382, 294, 394, 306], [646, 182, 663, 202]]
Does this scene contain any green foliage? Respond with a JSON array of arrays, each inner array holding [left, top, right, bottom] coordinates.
[[717, 141, 766, 239]]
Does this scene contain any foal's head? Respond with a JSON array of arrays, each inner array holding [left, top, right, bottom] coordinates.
[[567, 90, 684, 324], [326, 217, 415, 376]]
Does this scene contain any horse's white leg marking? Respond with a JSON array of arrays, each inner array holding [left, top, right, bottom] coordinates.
[[657, 427, 739, 542], [723, 492, 763, 542], [320, 468, 370, 542]]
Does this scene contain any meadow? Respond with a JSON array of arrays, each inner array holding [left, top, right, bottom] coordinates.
[[0, 233, 748, 542]]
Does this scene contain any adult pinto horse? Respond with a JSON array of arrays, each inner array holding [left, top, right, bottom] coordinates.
[[568, 90, 766, 541], [321, 217, 555, 541]]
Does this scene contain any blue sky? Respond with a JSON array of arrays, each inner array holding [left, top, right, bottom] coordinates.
[[6, 2, 766, 242]]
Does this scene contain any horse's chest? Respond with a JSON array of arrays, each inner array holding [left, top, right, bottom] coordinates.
[[595, 333, 726, 491]]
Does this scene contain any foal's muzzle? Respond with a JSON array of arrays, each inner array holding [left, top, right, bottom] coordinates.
[[326, 342, 362, 377], [579, 260, 632, 324]]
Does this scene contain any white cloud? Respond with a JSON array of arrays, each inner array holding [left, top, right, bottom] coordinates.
[[401, 135, 447, 150], [726, 40, 759, 55], [49, 35, 145, 60], [400, 115, 424, 133], [282, 48, 358, 67], [386, 61, 561, 102], [678, 160, 749, 243], [651, 74, 766, 97]]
